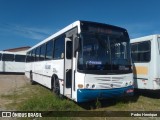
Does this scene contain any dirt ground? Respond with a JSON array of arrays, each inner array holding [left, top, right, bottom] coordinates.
[[0, 74, 29, 110]]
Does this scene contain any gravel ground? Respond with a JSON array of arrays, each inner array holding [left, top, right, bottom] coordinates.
[[0, 74, 29, 111]]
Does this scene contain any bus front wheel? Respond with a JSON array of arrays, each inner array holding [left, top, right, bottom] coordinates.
[[53, 77, 60, 95]]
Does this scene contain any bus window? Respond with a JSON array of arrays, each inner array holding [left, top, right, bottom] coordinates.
[[35, 47, 40, 61], [39, 44, 46, 61], [26, 52, 31, 62], [2, 54, 14, 61], [158, 38, 160, 54], [45, 40, 53, 60], [66, 41, 72, 59], [28, 52, 32, 62], [54, 36, 65, 59], [15, 55, 26, 62], [0, 53, 2, 61], [131, 41, 151, 62], [31, 49, 36, 62]]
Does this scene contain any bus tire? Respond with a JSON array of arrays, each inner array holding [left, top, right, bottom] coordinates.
[[52, 76, 63, 99], [53, 77, 60, 95], [30, 72, 35, 85]]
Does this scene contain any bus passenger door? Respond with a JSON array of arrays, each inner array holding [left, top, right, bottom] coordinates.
[[64, 38, 72, 98]]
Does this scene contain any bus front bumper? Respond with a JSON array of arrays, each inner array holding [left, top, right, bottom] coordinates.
[[77, 86, 134, 102]]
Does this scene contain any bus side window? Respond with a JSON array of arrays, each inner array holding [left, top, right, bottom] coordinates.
[[29, 51, 32, 62], [0, 53, 2, 61], [66, 41, 72, 59], [45, 40, 53, 60], [54, 36, 65, 59], [39, 44, 46, 61], [15, 55, 26, 62], [158, 37, 160, 54], [35, 47, 40, 61], [31, 49, 36, 62], [26, 52, 29, 62], [131, 41, 150, 62], [131, 43, 138, 62], [2, 54, 14, 61]]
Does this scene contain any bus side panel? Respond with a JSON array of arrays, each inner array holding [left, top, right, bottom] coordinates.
[[133, 36, 160, 90], [3, 61, 24, 73], [133, 63, 152, 89], [15, 62, 25, 73], [132, 41, 151, 89], [152, 36, 160, 89], [43, 59, 64, 89], [0, 61, 2, 72], [31, 60, 64, 89], [25, 63, 30, 78], [157, 37, 160, 88], [32, 61, 44, 86]]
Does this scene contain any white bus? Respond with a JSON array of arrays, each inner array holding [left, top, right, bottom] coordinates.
[[131, 34, 160, 90], [25, 21, 133, 102], [0, 51, 26, 74]]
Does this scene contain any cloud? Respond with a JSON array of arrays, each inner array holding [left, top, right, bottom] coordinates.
[[0, 23, 53, 40]]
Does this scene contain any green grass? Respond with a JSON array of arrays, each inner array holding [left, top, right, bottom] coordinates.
[[19, 86, 83, 111], [1, 82, 160, 120], [15, 84, 83, 111]]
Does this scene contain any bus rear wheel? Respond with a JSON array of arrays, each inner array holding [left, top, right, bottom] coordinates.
[[30, 72, 35, 85]]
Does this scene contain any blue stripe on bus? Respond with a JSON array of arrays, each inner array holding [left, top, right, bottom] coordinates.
[[77, 86, 134, 102]]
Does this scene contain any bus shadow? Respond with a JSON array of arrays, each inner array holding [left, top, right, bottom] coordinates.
[[77, 95, 139, 110], [134, 89, 160, 99], [0, 72, 24, 75]]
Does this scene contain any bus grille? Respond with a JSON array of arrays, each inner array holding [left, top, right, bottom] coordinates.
[[96, 77, 124, 89]]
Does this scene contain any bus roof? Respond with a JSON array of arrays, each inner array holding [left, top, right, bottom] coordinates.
[[131, 34, 160, 43], [27, 20, 128, 52], [27, 21, 81, 52]]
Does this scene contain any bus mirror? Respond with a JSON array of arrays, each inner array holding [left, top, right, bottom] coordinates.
[[74, 37, 79, 57]]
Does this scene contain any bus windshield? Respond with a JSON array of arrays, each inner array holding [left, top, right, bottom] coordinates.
[[78, 32, 131, 72]]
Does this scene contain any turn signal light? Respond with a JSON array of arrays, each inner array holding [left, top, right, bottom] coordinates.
[[78, 84, 83, 88]]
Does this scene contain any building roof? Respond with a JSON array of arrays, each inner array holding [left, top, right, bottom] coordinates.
[[3, 46, 31, 52]]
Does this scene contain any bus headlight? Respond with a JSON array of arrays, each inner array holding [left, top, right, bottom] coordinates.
[[92, 84, 95, 88], [86, 84, 90, 88], [129, 81, 132, 85]]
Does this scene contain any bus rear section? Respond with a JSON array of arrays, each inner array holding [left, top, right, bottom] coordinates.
[[0, 51, 26, 74], [131, 34, 160, 90]]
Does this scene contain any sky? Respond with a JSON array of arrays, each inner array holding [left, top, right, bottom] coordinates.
[[0, 0, 160, 50]]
